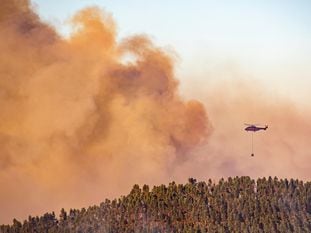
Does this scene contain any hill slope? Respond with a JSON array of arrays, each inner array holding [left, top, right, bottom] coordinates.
[[1, 176, 311, 233]]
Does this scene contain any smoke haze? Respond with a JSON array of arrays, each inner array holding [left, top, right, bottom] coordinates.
[[0, 0, 310, 223], [176, 71, 311, 182]]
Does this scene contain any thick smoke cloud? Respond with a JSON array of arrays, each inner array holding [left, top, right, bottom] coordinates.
[[0, 0, 211, 223], [1, 0, 310, 224]]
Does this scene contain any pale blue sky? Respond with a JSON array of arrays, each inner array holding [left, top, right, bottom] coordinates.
[[32, 0, 311, 103]]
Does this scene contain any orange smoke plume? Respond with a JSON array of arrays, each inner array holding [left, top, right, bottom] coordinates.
[[0, 0, 210, 223]]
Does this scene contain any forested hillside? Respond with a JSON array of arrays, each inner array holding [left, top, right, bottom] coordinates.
[[1, 176, 310, 233]]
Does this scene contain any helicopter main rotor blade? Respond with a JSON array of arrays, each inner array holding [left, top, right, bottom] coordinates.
[[244, 123, 261, 126]]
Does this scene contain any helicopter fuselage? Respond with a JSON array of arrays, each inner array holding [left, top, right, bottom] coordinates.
[[245, 125, 268, 132]]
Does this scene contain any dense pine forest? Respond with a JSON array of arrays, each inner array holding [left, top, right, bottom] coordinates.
[[1, 176, 310, 233]]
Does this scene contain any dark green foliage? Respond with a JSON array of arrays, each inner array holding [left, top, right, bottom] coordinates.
[[1, 177, 310, 233]]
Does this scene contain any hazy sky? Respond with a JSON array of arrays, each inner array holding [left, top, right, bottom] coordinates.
[[32, 0, 311, 103]]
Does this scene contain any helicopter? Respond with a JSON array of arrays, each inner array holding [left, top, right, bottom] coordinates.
[[244, 124, 268, 132], [244, 124, 268, 156]]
